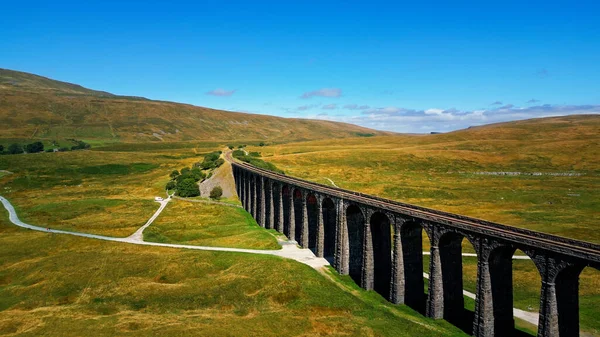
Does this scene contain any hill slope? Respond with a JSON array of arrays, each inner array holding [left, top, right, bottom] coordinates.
[[0, 68, 389, 142]]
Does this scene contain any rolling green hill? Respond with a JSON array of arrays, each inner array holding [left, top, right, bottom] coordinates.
[[0, 68, 390, 143]]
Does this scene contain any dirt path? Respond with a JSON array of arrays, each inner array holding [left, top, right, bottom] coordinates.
[[0, 195, 328, 268]]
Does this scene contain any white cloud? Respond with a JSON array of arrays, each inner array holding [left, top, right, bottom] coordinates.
[[305, 104, 600, 133], [322, 104, 337, 110], [301, 88, 342, 99], [206, 88, 236, 97]]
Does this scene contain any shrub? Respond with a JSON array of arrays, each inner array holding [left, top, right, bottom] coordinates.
[[25, 141, 44, 153], [170, 170, 180, 179], [8, 143, 23, 155], [259, 142, 265, 146], [191, 167, 205, 182], [227, 145, 234, 150], [177, 178, 200, 197], [198, 151, 223, 169], [0, 145, 4, 152], [166, 181, 176, 190], [210, 186, 223, 200], [71, 140, 91, 150]]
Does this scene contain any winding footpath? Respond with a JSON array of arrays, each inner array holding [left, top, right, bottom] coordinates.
[[0, 193, 538, 326], [0, 195, 329, 268]]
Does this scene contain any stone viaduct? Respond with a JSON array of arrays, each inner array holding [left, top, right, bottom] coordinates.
[[231, 161, 600, 337]]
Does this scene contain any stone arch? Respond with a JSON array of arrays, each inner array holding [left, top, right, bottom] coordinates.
[[485, 244, 517, 336], [282, 185, 291, 238], [400, 219, 426, 313], [255, 176, 263, 225], [271, 182, 281, 233], [293, 188, 303, 243], [346, 204, 365, 286], [322, 197, 337, 259], [555, 264, 585, 337], [306, 193, 318, 253], [263, 179, 272, 229], [369, 211, 392, 299], [437, 231, 474, 331], [249, 174, 256, 217]]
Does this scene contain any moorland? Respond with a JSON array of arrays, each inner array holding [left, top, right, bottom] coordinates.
[[0, 69, 598, 336]]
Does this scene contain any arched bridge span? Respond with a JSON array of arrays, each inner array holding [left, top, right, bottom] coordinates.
[[232, 161, 600, 337]]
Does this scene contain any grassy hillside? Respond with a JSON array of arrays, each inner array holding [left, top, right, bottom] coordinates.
[[0, 68, 389, 143], [0, 215, 466, 337], [256, 114, 599, 242], [252, 114, 600, 335]]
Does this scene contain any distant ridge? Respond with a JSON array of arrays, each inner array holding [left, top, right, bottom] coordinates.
[[0, 68, 391, 142]]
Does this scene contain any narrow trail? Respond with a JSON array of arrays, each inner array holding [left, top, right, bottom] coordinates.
[[126, 197, 171, 242], [0, 195, 329, 269], [324, 177, 338, 187]]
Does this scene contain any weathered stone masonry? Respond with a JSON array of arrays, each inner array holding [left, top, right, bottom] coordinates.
[[232, 163, 600, 337]]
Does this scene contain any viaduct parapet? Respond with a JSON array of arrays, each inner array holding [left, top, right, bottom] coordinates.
[[232, 161, 600, 337]]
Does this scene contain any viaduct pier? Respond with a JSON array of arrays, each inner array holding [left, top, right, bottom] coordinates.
[[231, 160, 599, 337]]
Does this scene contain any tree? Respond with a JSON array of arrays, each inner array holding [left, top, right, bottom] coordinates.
[[170, 170, 180, 179], [259, 142, 265, 146], [8, 143, 23, 155], [210, 186, 223, 200], [180, 167, 191, 175], [166, 181, 176, 190], [70, 140, 91, 151], [227, 144, 234, 150], [25, 141, 44, 153], [177, 178, 200, 197], [191, 167, 205, 182], [0, 145, 4, 152]]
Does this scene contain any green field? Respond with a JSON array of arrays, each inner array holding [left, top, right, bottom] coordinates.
[[144, 200, 280, 250], [0, 148, 200, 236], [0, 208, 466, 337], [1, 114, 598, 336]]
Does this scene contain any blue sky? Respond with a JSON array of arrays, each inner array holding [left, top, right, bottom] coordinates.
[[1, 0, 599, 132]]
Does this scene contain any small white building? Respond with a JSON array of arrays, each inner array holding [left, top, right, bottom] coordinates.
[[154, 197, 164, 201]]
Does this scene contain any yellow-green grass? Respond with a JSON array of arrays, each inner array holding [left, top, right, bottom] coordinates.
[[253, 115, 599, 243], [144, 200, 279, 250], [0, 210, 467, 337], [0, 69, 389, 144], [0, 147, 204, 237]]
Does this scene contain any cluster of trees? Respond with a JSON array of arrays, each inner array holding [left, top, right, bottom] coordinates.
[[232, 150, 284, 174], [196, 151, 224, 170], [167, 167, 205, 197], [0, 140, 91, 155], [226, 142, 265, 150], [0, 142, 44, 155]]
